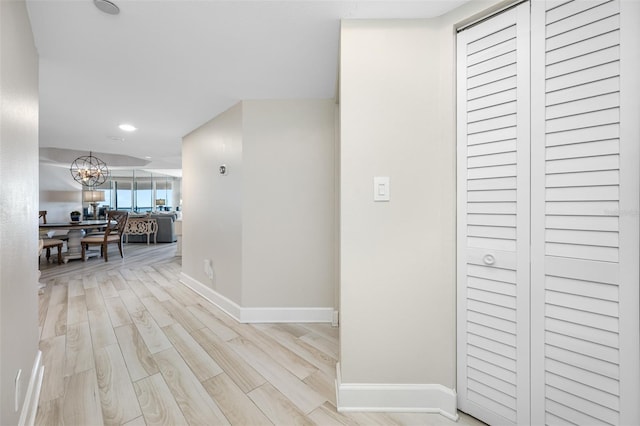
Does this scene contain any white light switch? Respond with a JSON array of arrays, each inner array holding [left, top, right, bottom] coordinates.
[[373, 176, 390, 201]]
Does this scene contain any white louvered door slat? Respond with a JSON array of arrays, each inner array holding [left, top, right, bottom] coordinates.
[[456, 3, 530, 425], [458, 0, 638, 424]]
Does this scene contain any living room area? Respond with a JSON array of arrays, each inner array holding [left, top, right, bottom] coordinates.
[[39, 158, 182, 265]]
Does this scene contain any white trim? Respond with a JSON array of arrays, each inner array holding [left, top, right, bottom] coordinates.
[[180, 272, 242, 320], [513, 4, 531, 423], [240, 306, 333, 323], [18, 351, 43, 426], [179, 273, 333, 323], [456, 0, 527, 32], [529, 1, 546, 424], [618, 0, 640, 423], [335, 363, 459, 421], [455, 13, 469, 416]]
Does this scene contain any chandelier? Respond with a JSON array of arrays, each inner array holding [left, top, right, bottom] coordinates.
[[70, 151, 109, 187]]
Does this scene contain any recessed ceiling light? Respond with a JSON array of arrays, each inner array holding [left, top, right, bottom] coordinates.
[[119, 123, 137, 132], [145, 156, 152, 159], [94, 0, 120, 15], [108, 136, 124, 142]]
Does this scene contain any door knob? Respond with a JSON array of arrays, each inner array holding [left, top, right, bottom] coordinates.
[[483, 254, 495, 265]]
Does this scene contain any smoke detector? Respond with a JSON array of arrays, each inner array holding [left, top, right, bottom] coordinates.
[[94, 0, 119, 15]]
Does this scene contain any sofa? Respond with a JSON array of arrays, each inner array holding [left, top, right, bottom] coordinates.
[[125, 213, 177, 243]]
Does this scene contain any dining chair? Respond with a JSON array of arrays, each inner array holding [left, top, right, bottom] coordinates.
[[41, 238, 64, 264], [80, 210, 129, 262], [39, 209, 70, 245]]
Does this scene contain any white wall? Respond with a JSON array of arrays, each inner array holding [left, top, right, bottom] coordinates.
[[181, 99, 336, 317], [338, 0, 504, 401], [242, 100, 335, 308], [39, 163, 83, 223], [0, 0, 41, 423], [340, 19, 455, 386], [183, 102, 244, 305]]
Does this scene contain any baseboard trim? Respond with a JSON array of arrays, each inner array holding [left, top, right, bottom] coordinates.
[[335, 363, 459, 421], [239, 306, 334, 323], [179, 272, 333, 323], [18, 350, 44, 426], [180, 273, 242, 320]]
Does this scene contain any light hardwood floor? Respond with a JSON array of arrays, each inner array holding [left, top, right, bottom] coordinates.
[[37, 243, 484, 426]]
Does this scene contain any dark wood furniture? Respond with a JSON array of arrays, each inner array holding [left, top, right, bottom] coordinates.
[[39, 220, 109, 262], [41, 238, 64, 264], [80, 211, 129, 262]]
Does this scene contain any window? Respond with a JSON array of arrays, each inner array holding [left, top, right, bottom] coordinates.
[[135, 178, 152, 212], [115, 181, 132, 211]]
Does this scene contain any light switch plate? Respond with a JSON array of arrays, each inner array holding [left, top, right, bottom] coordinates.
[[373, 176, 390, 201]]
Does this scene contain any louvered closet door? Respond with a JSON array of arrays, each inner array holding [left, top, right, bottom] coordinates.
[[530, 1, 639, 425], [456, 4, 531, 425]]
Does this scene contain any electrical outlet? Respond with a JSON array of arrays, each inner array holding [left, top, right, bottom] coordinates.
[[204, 259, 214, 280]]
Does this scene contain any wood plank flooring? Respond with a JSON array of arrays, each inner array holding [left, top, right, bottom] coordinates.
[[37, 243, 484, 425]]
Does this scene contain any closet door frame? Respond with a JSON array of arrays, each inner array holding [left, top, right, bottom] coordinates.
[[617, 2, 640, 423], [529, 2, 545, 422]]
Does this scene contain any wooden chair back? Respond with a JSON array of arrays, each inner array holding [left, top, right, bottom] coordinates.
[[105, 210, 130, 239], [39, 210, 47, 224], [81, 210, 129, 262]]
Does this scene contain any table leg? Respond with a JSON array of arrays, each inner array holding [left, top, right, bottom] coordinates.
[[63, 229, 100, 263]]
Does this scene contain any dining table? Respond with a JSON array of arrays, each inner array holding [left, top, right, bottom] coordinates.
[[39, 220, 109, 263]]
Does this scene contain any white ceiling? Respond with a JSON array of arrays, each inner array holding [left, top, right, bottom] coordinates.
[[26, 0, 469, 170]]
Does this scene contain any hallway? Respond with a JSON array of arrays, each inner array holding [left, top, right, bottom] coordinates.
[[36, 244, 481, 425]]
